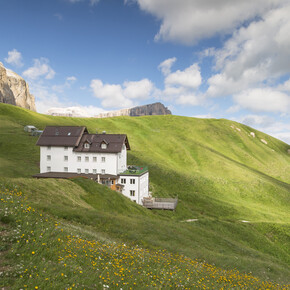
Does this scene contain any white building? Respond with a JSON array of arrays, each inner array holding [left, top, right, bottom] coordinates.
[[35, 126, 149, 205]]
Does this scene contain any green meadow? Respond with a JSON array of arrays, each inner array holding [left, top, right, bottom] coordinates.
[[0, 103, 289, 288]]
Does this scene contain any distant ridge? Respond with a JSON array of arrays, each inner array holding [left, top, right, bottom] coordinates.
[[96, 102, 171, 118]]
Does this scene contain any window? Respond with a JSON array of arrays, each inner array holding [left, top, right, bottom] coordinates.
[[101, 169, 105, 174], [121, 178, 126, 184], [101, 157, 106, 163], [111, 180, 114, 185], [84, 143, 90, 149], [47, 155, 51, 161], [77, 168, 81, 174], [64, 146, 68, 151], [85, 156, 89, 162], [64, 156, 68, 161], [64, 167, 68, 172], [130, 179, 135, 185], [85, 169, 89, 174], [93, 169, 97, 174], [130, 190, 135, 197], [101, 143, 107, 149], [47, 166, 51, 172], [47, 146, 51, 150], [77, 156, 81, 162], [93, 157, 97, 162]]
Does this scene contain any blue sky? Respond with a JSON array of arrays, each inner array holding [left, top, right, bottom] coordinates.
[[1, 0, 290, 144]]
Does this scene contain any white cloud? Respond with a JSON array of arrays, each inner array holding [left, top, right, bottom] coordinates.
[[206, 3, 290, 98], [278, 78, 290, 92], [23, 58, 55, 80], [159, 59, 203, 106], [130, 0, 284, 45], [241, 114, 275, 128], [165, 63, 202, 89], [52, 76, 77, 93], [30, 82, 63, 114], [5, 49, 23, 67], [233, 88, 290, 113], [46, 105, 105, 117], [238, 114, 290, 144], [158, 57, 176, 75], [90, 78, 156, 108], [123, 79, 154, 100], [271, 132, 290, 144], [90, 58, 204, 108], [66, 76, 77, 82]]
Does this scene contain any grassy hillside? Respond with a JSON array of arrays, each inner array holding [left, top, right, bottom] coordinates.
[[0, 103, 290, 288]]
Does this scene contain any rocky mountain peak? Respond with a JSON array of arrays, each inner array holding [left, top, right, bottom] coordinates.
[[96, 102, 172, 118], [0, 62, 36, 111]]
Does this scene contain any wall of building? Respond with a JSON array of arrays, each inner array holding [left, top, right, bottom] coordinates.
[[40, 146, 118, 175], [40, 144, 149, 206], [117, 144, 127, 174], [139, 172, 149, 204], [118, 172, 149, 205]]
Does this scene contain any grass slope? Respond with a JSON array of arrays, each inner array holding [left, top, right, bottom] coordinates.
[[0, 103, 290, 287]]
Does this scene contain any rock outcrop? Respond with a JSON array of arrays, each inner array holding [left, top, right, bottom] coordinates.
[[0, 62, 36, 111], [96, 102, 171, 118]]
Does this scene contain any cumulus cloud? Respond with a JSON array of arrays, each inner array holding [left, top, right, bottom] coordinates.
[[52, 76, 77, 93], [239, 114, 290, 144], [23, 58, 55, 80], [30, 82, 63, 113], [241, 114, 275, 128], [159, 58, 203, 106], [90, 58, 204, 108], [206, 3, 290, 98], [129, 0, 284, 45], [90, 78, 154, 108], [46, 105, 105, 117], [5, 49, 23, 67], [233, 88, 290, 113], [165, 63, 202, 89], [158, 57, 176, 75]]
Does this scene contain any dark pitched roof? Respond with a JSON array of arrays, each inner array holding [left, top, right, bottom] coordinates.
[[73, 133, 130, 153], [36, 126, 88, 147]]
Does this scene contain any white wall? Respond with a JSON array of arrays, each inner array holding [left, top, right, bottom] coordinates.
[[40, 144, 149, 206], [40, 146, 119, 175], [117, 144, 127, 174], [139, 172, 149, 203], [118, 172, 149, 205]]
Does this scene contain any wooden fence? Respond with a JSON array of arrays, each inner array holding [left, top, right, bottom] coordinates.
[[142, 197, 178, 210]]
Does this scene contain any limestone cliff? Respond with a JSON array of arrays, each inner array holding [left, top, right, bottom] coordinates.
[[0, 62, 36, 111], [96, 102, 171, 118]]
